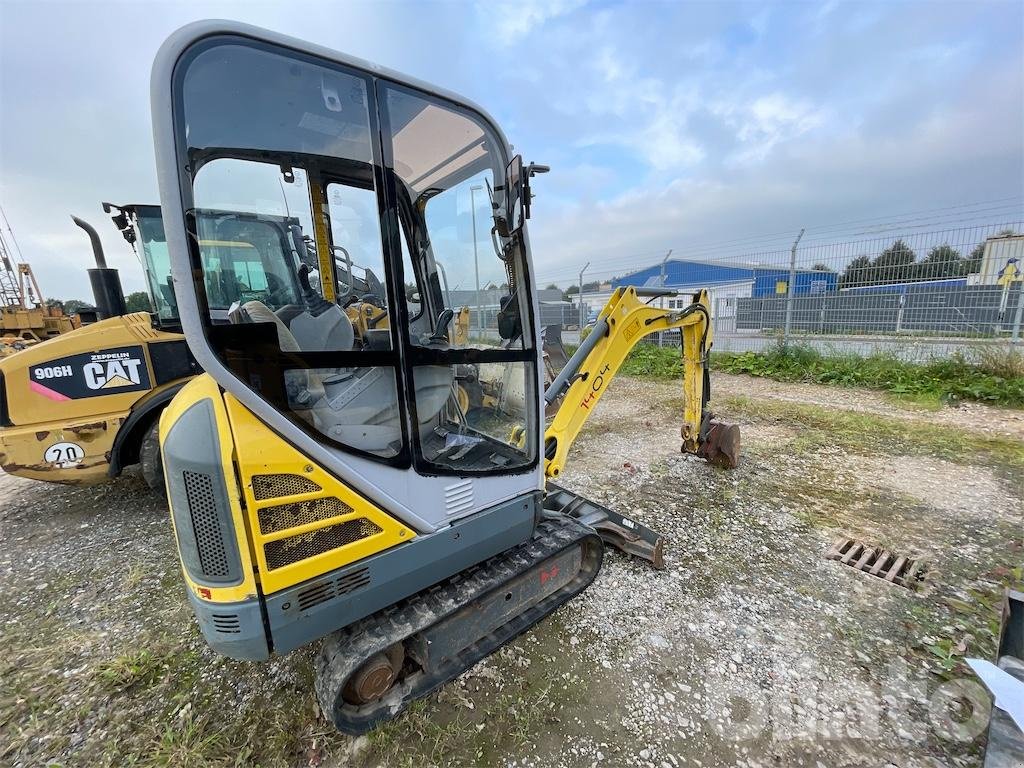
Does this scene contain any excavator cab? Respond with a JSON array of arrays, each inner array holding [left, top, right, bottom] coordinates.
[[152, 22, 734, 733]]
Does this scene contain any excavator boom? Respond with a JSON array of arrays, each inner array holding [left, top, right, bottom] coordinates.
[[544, 285, 740, 478]]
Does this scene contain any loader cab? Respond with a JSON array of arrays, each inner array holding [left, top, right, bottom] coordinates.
[[111, 203, 308, 327], [155, 29, 543, 522]]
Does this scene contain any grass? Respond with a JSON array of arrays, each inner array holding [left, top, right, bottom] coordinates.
[[712, 343, 1024, 408], [364, 637, 590, 768], [715, 394, 1024, 468], [604, 340, 1024, 408]]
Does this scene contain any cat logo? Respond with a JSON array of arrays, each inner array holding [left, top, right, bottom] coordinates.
[[84, 357, 145, 390], [28, 345, 151, 401]]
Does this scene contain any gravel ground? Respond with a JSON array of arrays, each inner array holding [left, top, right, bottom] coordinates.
[[1, 373, 1021, 768]]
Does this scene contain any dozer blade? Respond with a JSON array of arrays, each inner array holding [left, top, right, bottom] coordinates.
[[698, 419, 741, 469], [544, 482, 666, 569], [315, 516, 602, 734]]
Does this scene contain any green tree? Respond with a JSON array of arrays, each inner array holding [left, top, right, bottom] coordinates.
[[62, 299, 91, 314], [916, 244, 961, 281], [544, 283, 559, 291], [811, 263, 834, 273], [44, 298, 64, 312], [124, 291, 153, 313], [839, 255, 872, 288], [871, 239, 916, 284], [564, 284, 579, 296]]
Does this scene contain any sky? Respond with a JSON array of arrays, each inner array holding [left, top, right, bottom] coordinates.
[[1, 0, 1022, 300]]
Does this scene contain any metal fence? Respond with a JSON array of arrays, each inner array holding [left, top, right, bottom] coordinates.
[[631, 220, 1024, 361]]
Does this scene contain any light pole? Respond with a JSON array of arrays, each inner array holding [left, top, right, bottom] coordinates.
[[470, 184, 483, 334]]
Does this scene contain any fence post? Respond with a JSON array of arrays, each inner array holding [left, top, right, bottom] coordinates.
[[782, 228, 805, 346], [1012, 283, 1024, 343], [578, 261, 589, 332]]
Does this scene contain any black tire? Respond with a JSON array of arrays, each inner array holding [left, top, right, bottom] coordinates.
[[139, 419, 165, 492]]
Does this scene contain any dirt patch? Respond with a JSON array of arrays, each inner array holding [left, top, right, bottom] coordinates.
[[840, 454, 1021, 522]]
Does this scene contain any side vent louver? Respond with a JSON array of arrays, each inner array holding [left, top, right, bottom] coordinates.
[[211, 613, 241, 634], [296, 567, 371, 611], [444, 479, 474, 515], [251, 473, 322, 501], [264, 518, 382, 571]]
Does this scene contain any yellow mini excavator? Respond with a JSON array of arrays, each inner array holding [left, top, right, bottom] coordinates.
[[151, 21, 739, 733]]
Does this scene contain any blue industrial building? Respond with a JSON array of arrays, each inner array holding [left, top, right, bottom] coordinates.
[[611, 259, 837, 297]]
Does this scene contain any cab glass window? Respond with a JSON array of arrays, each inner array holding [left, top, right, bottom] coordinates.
[[179, 41, 403, 460], [383, 85, 537, 473]]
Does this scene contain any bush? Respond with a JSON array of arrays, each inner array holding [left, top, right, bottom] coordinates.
[[711, 344, 1024, 408]]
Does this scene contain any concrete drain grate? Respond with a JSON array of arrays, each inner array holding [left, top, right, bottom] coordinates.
[[825, 537, 927, 591]]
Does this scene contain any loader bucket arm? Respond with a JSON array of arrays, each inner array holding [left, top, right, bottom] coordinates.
[[543, 286, 739, 480]]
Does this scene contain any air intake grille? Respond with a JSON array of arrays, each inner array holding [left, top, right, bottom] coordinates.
[[251, 473, 322, 501], [296, 567, 371, 611], [183, 470, 230, 578], [264, 518, 382, 571], [257, 497, 354, 535]]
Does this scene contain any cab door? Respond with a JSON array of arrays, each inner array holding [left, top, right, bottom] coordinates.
[[152, 24, 542, 533]]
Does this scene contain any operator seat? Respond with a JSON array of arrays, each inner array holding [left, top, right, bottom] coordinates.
[[233, 300, 452, 454]]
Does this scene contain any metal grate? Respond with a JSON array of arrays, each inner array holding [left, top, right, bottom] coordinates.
[[264, 518, 382, 571], [826, 537, 926, 590], [257, 496, 354, 535], [251, 473, 322, 501], [183, 470, 230, 578], [296, 567, 371, 611]]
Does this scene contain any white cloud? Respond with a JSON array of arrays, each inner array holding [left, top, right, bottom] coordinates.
[[490, 0, 589, 47]]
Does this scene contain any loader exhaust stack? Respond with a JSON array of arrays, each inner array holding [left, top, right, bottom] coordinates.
[[72, 215, 127, 319]]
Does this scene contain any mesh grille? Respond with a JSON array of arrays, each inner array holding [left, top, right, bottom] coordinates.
[[264, 518, 382, 570], [251, 473, 322, 501], [257, 497, 354, 535], [183, 470, 229, 578]]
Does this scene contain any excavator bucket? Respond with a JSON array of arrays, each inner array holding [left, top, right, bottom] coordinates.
[[697, 419, 741, 469]]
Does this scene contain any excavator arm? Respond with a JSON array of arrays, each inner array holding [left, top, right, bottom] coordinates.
[[543, 286, 740, 480]]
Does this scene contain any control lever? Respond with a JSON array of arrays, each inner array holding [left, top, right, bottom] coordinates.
[[429, 309, 455, 344], [298, 263, 332, 317]]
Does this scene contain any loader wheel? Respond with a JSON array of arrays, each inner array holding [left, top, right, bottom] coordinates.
[[139, 419, 165, 492]]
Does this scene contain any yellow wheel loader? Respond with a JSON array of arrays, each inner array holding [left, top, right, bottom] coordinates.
[[0, 207, 198, 487], [150, 21, 739, 733], [0, 203, 340, 487]]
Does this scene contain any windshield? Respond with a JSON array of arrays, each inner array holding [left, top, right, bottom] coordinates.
[[384, 85, 537, 472], [134, 207, 175, 322]]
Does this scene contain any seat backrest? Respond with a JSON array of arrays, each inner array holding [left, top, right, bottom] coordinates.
[[239, 300, 302, 352]]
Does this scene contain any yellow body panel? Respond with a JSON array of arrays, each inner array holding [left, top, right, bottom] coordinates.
[[159, 374, 260, 604], [543, 287, 712, 478], [0, 313, 188, 483], [222, 394, 412, 595], [346, 302, 389, 341]]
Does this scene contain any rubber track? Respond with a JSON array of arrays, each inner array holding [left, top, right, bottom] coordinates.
[[315, 516, 603, 733]]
